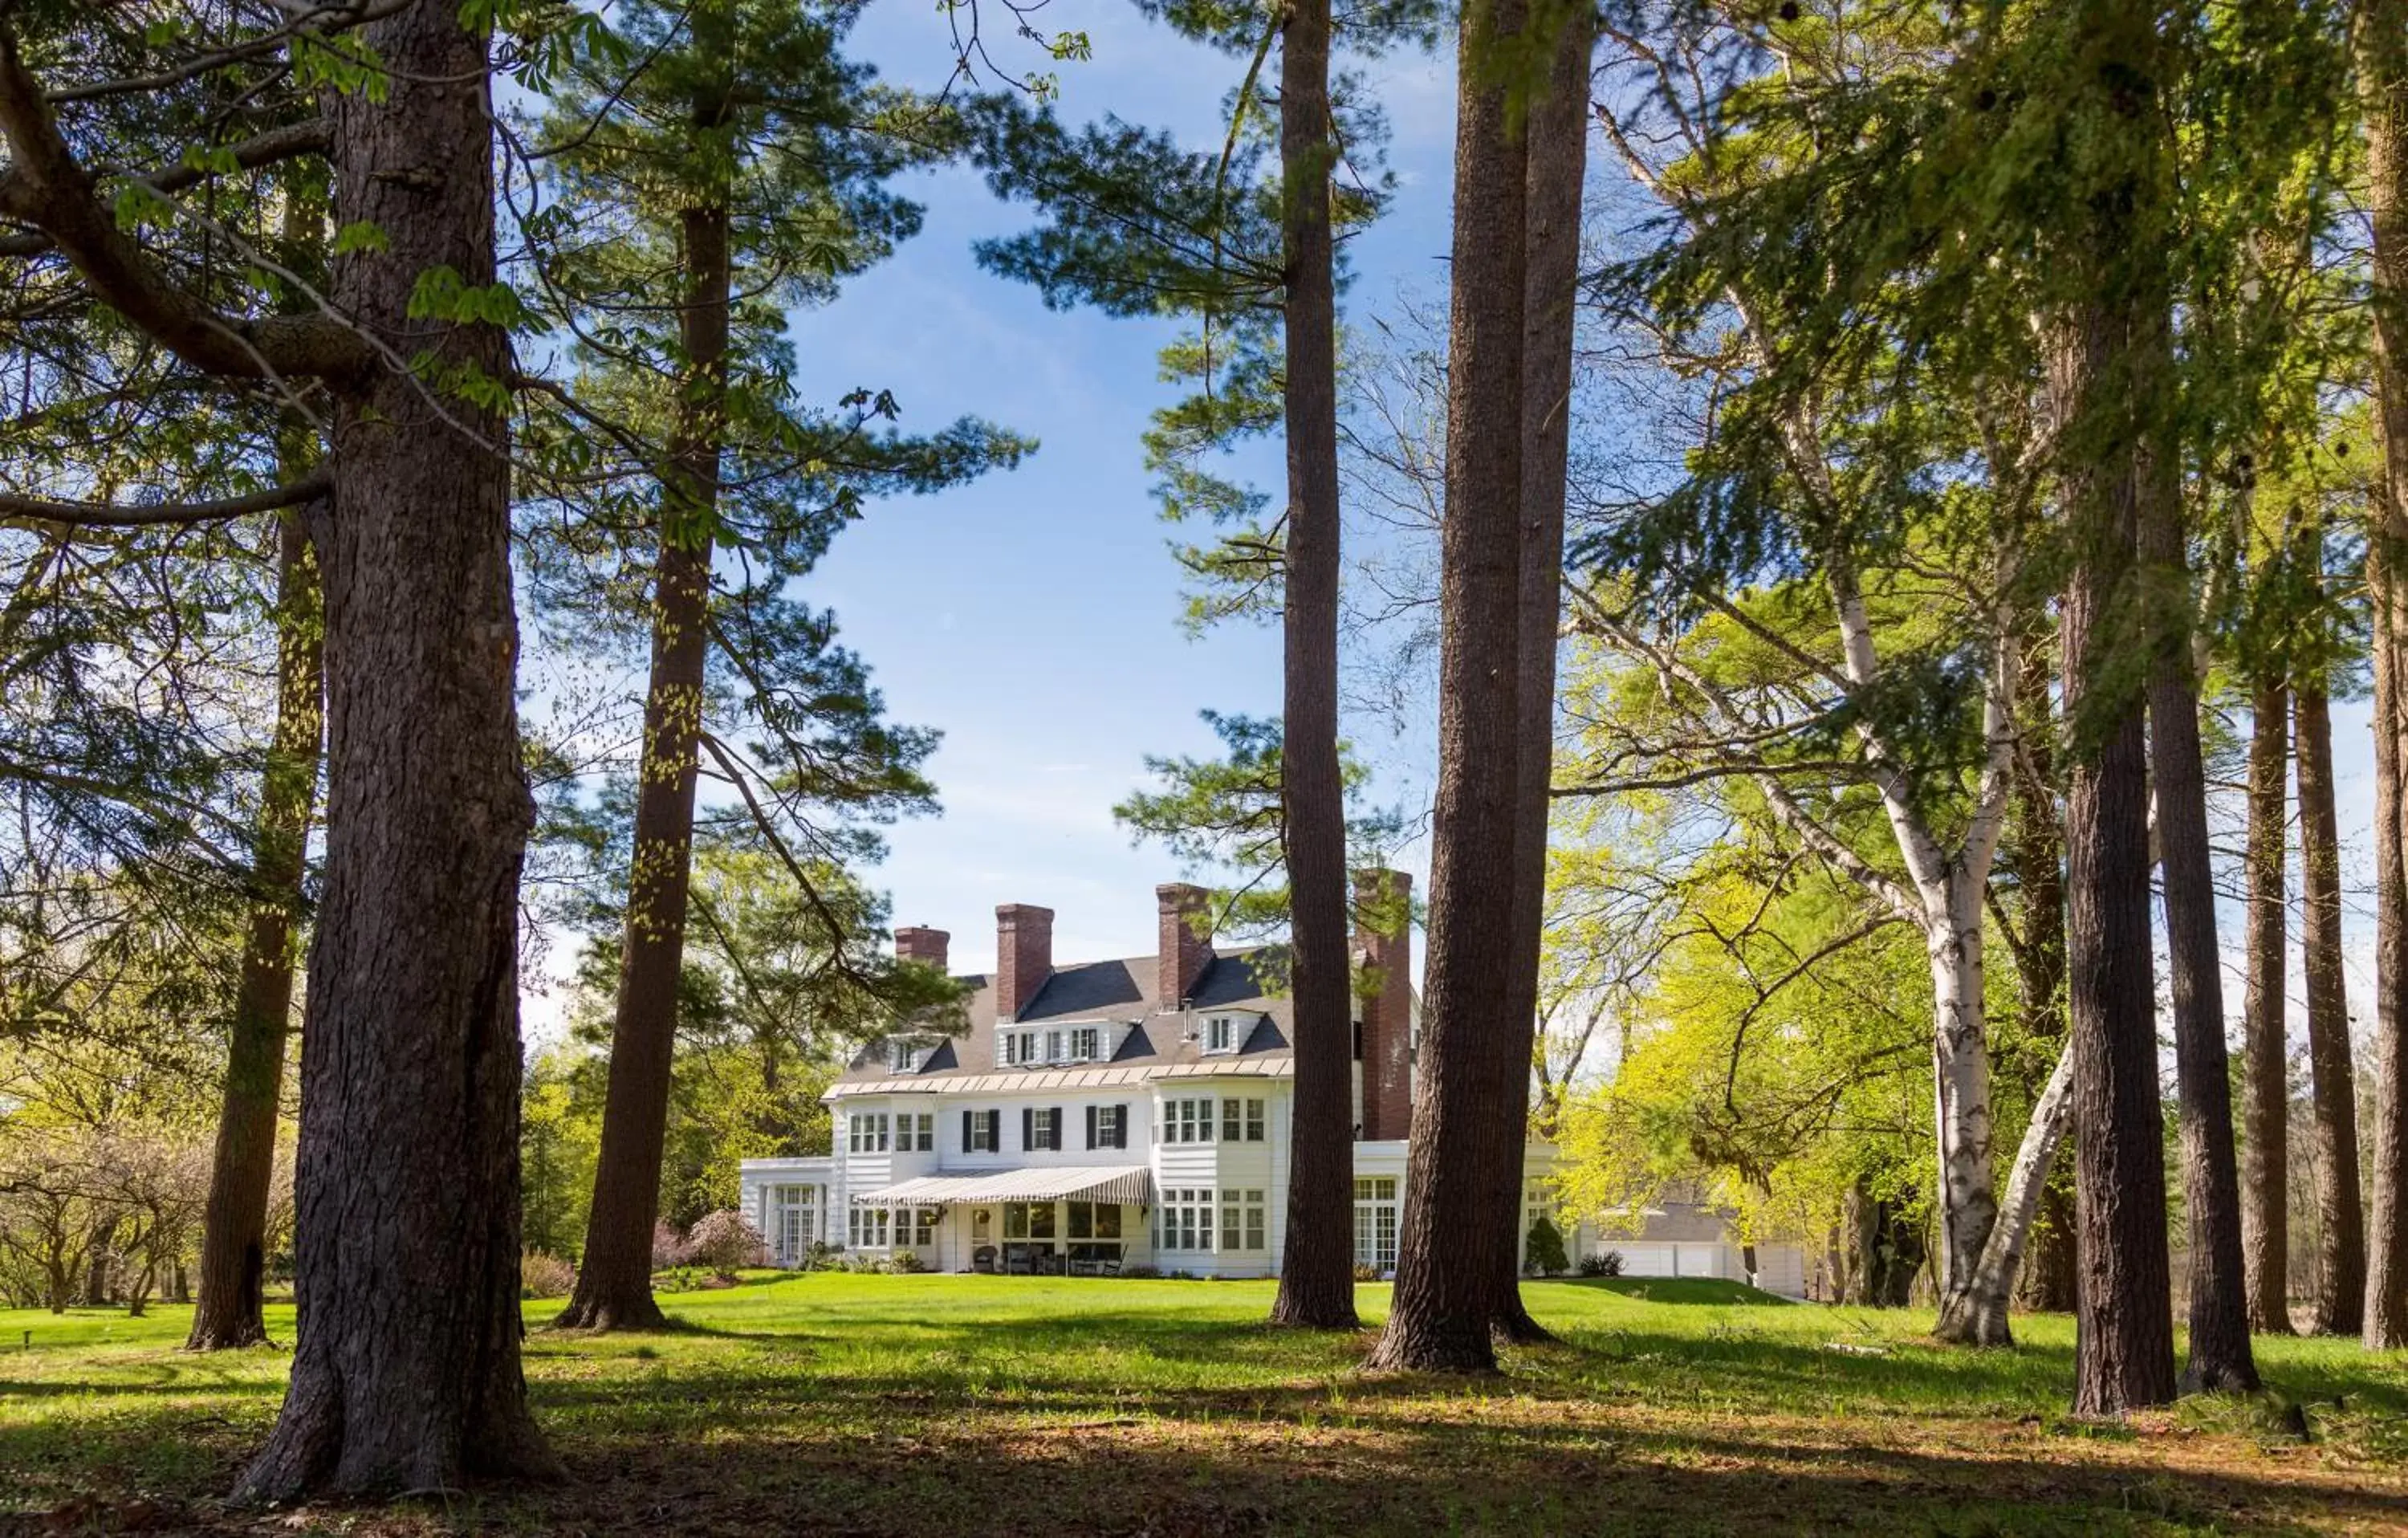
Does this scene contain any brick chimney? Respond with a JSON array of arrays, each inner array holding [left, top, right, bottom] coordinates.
[[894, 926, 949, 974], [1354, 869, 1413, 1141], [1155, 883, 1214, 1008], [995, 904, 1053, 1021]]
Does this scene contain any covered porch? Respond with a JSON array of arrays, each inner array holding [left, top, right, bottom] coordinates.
[[849, 1165, 1152, 1276]]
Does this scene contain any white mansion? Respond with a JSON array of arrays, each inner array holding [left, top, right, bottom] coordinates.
[[738, 875, 1572, 1278]]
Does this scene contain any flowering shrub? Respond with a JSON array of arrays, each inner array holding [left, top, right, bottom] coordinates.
[[683, 1209, 768, 1276], [651, 1219, 689, 1271], [520, 1249, 576, 1299]]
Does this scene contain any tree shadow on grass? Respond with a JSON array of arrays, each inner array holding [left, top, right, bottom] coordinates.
[[17, 1385, 2398, 1537]]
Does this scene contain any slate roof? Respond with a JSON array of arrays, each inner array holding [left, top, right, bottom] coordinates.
[[835, 946, 1294, 1088]]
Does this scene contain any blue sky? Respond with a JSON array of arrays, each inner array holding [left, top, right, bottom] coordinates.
[[733, 2, 1457, 979]]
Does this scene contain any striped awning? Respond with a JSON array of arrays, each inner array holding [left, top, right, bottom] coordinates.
[[848, 1165, 1153, 1208]]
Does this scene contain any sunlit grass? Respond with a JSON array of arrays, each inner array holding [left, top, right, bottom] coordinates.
[[3, 1274, 2403, 1534]]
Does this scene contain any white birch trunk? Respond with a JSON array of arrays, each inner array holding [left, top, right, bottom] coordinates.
[[1928, 874, 1999, 1307], [1938, 1042, 2075, 1344]]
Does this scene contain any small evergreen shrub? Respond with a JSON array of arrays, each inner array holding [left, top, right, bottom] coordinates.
[[1578, 1249, 1625, 1278], [1523, 1215, 1570, 1277]]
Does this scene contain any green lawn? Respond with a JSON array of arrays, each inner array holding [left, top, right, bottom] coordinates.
[[4, 1275, 2405, 1535]]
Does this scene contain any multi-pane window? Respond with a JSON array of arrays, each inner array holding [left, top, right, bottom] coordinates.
[[1002, 1031, 1037, 1066], [1161, 1097, 1216, 1145], [1025, 1106, 1064, 1151], [1086, 1104, 1129, 1149], [1204, 1015, 1238, 1053], [848, 1207, 892, 1248], [911, 1208, 938, 1247], [1218, 1190, 1268, 1251], [771, 1186, 815, 1264], [1354, 1177, 1399, 1272], [964, 1109, 1001, 1152], [1157, 1188, 1214, 1251], [1043, 1029, 1064, 1062], [848, 1113, 890, 1154], [908, 1113, 934, 1151], [1070, 1026, 1100, 1061], [1216, 1097, 1269, 1142]]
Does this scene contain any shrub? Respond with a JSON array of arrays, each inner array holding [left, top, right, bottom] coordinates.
[[1578, 1249, 1625, 1278], [683, 1209, 769, 1276], [889, 1248, 929, 1274], [1352, 1262, 1382, 1283], [520, 1249, 576, 1300], [1523, 1215, 1569, 1277], [651, 1219, 689, 1271], [1118, 1263, 1161, 1279]]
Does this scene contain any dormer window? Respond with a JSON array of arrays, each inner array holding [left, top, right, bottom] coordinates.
[[887, 1037, 931, 1074], [1002, 1030, 1038, 1067], [1203, 1014, 1240, 1054], [1069, 1025, 1100, 1062]]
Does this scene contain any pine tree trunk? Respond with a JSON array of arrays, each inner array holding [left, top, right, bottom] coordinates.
[[2138, 447, 2256, 1393], [189, 499, 323, 1352], [1489, 0, 1592, 1350], [2356, 0, 2408, 1350], [1365, 0, 1529, 1375], [2295, 681, 2368, 1337], [558, 193, 733, 1335], [1269, 0, 1357, 1333], [2050, 311, 2176, 1412], [2044, 0, 2177, 1416], [234, 0, 558, 1499], [2241, 676, 2294, 1334]]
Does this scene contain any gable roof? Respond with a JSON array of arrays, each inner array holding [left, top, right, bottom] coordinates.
[[833, 946, 1296, 1095]]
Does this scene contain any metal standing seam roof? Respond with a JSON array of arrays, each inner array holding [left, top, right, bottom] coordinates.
[[846, 1165, 1156, 1207], [826, 1054, 1294, 1098]]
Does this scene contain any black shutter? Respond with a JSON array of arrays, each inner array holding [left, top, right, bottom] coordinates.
[[1084, 1105, 1096, 1149], [962, 1109, 973, 1151], [1115, 1104, 1129, 1149], [1021, 1106, 1033, 1150], [1051, 1107, 1064, 1148]]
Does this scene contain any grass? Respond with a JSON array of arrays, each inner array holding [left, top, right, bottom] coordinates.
[[3, 1275, 2406, 1535]]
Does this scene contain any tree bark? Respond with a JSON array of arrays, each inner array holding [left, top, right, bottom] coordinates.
[[2138, 441, 2256, 1393], [2007, 653, 2077, 1317], [559, 189, 734, 1333], [189, 498, 323, 1351], [2295, 681, 2368, 1337], [2356, 0, 2408, 1350], [1365, 0, 1529, 1375], [2043, 0, 2178, 1416], [235, 0, 558, 1499], [1950, 1044, 2076, 1333], [1269, 0, 1357, 1333], [2240, 675, 2293, 1334], [1489, 0, 1592, 1350]]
